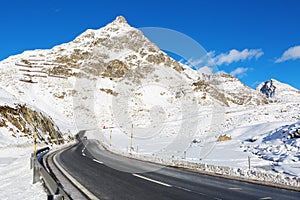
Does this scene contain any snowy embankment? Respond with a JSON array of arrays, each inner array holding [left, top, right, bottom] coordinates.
[[0, 144, 46, 200]]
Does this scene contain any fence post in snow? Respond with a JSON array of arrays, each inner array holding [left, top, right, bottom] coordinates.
[[110, 130, 112, 146], [248, 156, 251, 170], [130, 124, 133, 152]]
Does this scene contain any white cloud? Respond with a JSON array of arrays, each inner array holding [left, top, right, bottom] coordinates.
[[214, 49, 264, 65], [230, 67, 249, 77], [275, 45, 300, 63], [186, 58, 206, 67], [197, 66, 213, 74], [216, 70, 227, 75], [182, 51, 216, 69]]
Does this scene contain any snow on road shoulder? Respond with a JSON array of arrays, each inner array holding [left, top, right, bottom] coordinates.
[[0, 144, 46, 200], [196, 121, 290, 168]]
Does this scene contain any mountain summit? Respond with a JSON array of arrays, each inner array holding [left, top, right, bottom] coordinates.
[[257, 79, 300, 102], [113, 15, 128, 24]]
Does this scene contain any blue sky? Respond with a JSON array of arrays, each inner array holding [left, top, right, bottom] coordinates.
[[1, 0, 300, 89]]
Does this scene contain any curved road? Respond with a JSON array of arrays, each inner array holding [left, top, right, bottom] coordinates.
[[54, 138, 300, 200]]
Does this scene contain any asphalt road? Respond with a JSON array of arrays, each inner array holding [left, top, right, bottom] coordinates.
[[55, 138, 300, 200]]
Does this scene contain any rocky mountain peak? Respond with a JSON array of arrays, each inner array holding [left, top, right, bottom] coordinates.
[[113, 15, 128, 24], [257, 78, 300, 102], [260, 79, 276, 98]]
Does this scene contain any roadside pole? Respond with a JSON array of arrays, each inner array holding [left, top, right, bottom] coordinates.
[[248, 156, 251, 170], [130, 124, 133, 152], [110, 130, 112, 146], [32, 128, 39, 184], [34, 129, 37, 153]]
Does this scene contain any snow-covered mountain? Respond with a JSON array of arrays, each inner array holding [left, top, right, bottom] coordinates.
[[0, 16, 269, 137], [257, 79, 300, 102]]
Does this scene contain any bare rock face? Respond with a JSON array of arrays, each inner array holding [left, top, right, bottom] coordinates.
[[103, 59, 128, 78], [0, 104, 64, 144], [260, 80, 276, 98]]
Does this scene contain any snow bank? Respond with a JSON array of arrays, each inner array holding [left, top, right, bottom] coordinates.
[[0, 145, 46, 199], [252, 122, 300, 176]]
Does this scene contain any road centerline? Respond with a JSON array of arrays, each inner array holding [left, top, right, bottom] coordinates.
[[173, 185, 192, 192], [132, 174, 172, 187], [229, 187, 242, 190]]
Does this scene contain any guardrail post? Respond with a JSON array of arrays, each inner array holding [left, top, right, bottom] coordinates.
[[32, 156, 40, 184], [47, 194, 63, 200], [30, 153, 34, 169]]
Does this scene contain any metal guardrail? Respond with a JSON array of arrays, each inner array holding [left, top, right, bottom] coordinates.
[[31, 147, 71, 200]]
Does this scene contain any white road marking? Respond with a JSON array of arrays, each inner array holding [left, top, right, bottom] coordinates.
[[259, 197, 272, 200], [228, 187, 242, 190], [82, 153, 86, 156], [92, 159, 103, 164], [132, 174, 172, 187], [174, 185, 192, 192]]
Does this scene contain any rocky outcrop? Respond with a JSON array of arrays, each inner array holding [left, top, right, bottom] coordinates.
[[193, 74, 268, 106], [260, 80, 276, 98], [103, 59, 128, 78], [256, 79, 300, 103], [0, 104, 64, 144]]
